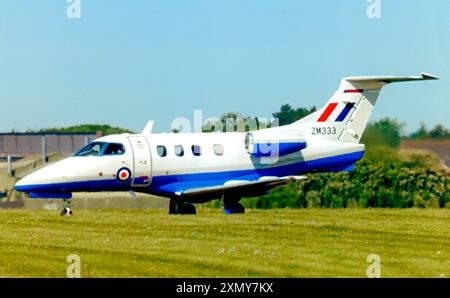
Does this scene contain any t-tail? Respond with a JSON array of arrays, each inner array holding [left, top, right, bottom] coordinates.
[[293, 73, 439, 143]]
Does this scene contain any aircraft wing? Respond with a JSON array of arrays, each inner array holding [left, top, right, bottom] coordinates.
[[175, 176, 307, 199]]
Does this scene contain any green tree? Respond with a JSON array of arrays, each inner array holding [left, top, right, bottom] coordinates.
[[272, 104, 317, 126], [408, 123, 450, 140], [429, 124, 449, 139], [30, 124, 134, 136], [361, 118, 404, 148], [409, 122, 428, 139], [241, 153, 450, 210]]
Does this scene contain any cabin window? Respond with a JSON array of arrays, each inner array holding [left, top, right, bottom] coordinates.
[[103, 143, 125, 155], [157, 145, 167, 157], [174, 145, 184, 157], [191, 145, 201, 156], [213, 144, 224, 156], [74, 142, 105, 156]]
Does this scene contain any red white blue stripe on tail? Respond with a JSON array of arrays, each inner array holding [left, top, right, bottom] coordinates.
[[317, 102, 355, 122]]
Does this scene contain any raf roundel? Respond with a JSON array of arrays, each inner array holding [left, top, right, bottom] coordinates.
[[116, 167, 131, 182]]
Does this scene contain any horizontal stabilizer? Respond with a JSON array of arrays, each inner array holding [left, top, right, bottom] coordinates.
[[345, 73, 439, 85]]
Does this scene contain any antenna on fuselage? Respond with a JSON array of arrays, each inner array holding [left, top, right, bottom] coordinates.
[[141, 121, 154, 134]]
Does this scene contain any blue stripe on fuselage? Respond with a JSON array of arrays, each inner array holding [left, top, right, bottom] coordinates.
[[16, 179, 130, 194], [151, 150, 364, 195], [16, 151, 364, 197]]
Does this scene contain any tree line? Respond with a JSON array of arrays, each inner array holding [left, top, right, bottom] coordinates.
[[10, 104, 448, 143], [11, 124, 134, 136]]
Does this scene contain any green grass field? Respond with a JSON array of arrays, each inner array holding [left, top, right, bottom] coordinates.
[[0, 208, 448, 278]]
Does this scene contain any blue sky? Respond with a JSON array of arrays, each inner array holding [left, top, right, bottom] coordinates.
[[0, 0, 449, 134]]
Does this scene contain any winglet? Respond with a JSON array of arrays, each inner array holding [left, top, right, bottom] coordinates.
[[420, 73, 439, 80], [141, 121, 154, 134]]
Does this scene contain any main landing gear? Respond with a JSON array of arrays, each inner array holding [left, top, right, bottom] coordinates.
[[60, 198, 73, 216], [168, 194, 245, 215], [223, 195, 245, 215], [169, 199, 197, 215]]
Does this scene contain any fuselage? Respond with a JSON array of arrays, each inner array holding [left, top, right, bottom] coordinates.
[[15, 126, 365, 199]]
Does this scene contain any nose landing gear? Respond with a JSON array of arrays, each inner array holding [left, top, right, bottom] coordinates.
[[60, 198, 73, 216]]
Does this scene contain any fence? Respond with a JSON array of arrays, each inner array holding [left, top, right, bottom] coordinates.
[[0, 132, 102, 159]]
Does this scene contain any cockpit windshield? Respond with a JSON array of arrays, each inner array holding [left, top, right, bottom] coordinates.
[[103, 143, 125, 155], [75, 142, 105, 156], [74, 142, 125, 157]]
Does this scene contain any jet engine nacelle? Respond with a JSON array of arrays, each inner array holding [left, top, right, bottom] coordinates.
[[245, 130, 307, 158]]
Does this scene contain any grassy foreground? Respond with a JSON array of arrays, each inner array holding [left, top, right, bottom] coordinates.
[[0, 208, 448, 278]]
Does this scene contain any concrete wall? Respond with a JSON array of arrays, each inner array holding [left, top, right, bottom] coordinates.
[[25, 193, 168, 210], [0, 132, 102, 158], [400, 140, 450, 168]]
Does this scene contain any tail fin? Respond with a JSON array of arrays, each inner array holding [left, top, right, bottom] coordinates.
[[293, 73, 438, 143]]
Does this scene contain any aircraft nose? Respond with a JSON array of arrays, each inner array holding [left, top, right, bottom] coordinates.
[[15, 170, 48, 192], [14, 177, 28, 191], [14, 157, 80, 193]]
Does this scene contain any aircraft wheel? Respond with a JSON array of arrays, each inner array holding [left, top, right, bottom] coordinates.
[[60, 207, 73, 216], [182, 203, 197, 215], [169, 199, 196, 215], [223, 200, 245, 215]]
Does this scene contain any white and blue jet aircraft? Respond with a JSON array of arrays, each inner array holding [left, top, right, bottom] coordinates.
[[15, 73, 438, 215]]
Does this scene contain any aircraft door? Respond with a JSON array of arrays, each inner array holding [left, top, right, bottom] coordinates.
[[128, 136, 152, 187]]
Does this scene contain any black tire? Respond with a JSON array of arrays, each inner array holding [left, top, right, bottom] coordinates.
[[181, 203, 196, 215], [60, 208, 73, 216], [169, 199, 196, 215], [223, 200, 245, 215], [169, 199, 179, 214]]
